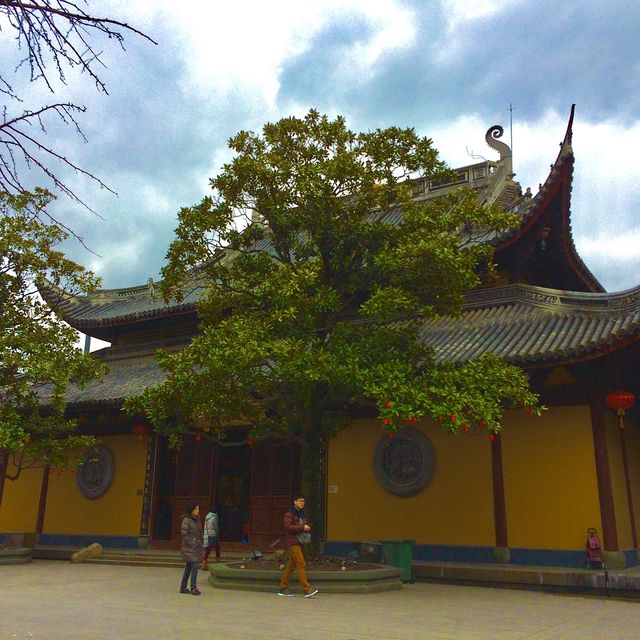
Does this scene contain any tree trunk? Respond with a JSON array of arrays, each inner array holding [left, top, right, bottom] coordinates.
[[299, 388, 327, 557]]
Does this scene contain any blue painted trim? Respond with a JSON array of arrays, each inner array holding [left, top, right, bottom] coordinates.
[[38, 534, 139, 549], [413, 544, 495, 564], [508, 547, 585, 568], [624, 549, 639, 567], [325, 540, 640, 569]]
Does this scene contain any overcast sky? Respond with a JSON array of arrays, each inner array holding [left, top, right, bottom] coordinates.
[[3, 0, 640, 299]]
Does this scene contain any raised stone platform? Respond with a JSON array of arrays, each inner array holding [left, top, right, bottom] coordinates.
[[209, 561, 403, 593], [0, 547, 32, 565]]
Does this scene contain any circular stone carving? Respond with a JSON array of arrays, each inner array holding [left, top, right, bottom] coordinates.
[[76, 445, 115, 499], [373, 428, 435, 496]]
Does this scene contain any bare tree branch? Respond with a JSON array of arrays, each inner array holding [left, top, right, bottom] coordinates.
[[0, 0, 156, 215]]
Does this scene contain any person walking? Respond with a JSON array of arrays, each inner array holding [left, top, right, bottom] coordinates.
[[180, 501, 203, 595], [202, 507, 220, 570], [277, 494, 318, 597]]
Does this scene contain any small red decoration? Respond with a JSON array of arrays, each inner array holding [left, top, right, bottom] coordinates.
[[605, 390, 636, 414], [383, 418, 389, 425], [385, 401, 392, 408], [405, 417, 411, 422], [525, 408, 532, 415], [194, 435, 202, 443], [463, 425, 471, 432], [131, 422, 152, 441], [450, 414, 457, 421], [479, 420, 486, 427], [247, 439, 254, 447], [489, 434, 496, 441], [388, 432, 395, 439]]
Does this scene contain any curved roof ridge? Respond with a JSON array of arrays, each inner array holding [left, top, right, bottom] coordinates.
[[464, 282, 640, 313]]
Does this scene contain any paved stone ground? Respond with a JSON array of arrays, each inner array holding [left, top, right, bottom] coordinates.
[[2, 561, 640, 640]]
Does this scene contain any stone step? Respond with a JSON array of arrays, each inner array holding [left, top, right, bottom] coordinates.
[[86, 556, 184, 568]]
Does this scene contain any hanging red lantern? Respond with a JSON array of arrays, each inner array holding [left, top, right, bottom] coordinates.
[[131, 422, 152, 442], [605, 390, 636, 414], [605, 390, 636, 429], [247, 439, 254, 447], [388, 432, 395, 439], [194, 435, 202, 444]]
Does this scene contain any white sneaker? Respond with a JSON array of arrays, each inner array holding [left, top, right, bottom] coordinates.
[[277, 589, 295, 596], [304, 589, 319, 598]]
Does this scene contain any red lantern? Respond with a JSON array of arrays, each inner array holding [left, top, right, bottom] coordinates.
[[605, 390, 636, 429], [194, 435, 202, 443], [247, 439, 254, 447], [388, 432, 395, 439], [131, 422, 152, 441], [605, 390, 636, 414]]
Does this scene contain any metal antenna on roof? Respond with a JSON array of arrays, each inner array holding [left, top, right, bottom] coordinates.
[[509, 103, 514, 165]]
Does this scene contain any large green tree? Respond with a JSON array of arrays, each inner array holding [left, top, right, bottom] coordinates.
[[128, 110, 540, 539], [0, 189, 105, 484]]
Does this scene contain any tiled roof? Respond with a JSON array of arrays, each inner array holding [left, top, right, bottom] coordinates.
[[57, 282, 640, 406], [39, 280, 205, 328], [39, 355, 167, 407], [423, 283, 640, 365]]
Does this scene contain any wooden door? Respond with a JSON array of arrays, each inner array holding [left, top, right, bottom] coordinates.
[[171, 439, 214, 540], [248, 443, 296, 549]]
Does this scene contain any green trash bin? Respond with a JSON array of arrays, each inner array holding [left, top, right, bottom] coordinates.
[[381, 540, 415, 582]]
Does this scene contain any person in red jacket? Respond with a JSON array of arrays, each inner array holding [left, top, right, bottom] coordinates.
[[277, 494, 318, 597]]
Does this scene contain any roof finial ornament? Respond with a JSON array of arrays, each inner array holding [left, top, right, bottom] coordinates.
[[485, 125, 513, 178], [147, 277, 156, 296]]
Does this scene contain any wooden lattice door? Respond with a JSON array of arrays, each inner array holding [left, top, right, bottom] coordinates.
[[249, 443, 296, 549], [170, 439, 215, 542]]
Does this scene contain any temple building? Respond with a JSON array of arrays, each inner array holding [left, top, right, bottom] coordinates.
[[2, 106, 640, 568]]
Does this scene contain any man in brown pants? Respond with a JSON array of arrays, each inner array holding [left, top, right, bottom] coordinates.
[[277, 494, 318, 597]]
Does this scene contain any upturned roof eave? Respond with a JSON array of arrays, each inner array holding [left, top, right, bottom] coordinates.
[[493, 105, 604, 293]]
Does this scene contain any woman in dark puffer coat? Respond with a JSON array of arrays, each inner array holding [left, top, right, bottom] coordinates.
[[180, 502, 203, 595]]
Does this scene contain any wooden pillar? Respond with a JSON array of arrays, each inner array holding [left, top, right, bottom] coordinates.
[[35, 465, 50, 535], [618, 424, 638, 548], [0, 449, 7, 511], [590, 400, 618, 550], [491, 434, 508, 548]]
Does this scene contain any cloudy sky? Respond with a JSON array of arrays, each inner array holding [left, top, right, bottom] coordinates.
[[3, 0, 640, 301]]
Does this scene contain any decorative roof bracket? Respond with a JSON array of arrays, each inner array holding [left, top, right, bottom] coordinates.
[[485, 125, 513, 177]]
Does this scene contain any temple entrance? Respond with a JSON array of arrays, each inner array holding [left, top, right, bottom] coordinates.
[[248, 443, 297, 549], [150, 435, 297, 549]]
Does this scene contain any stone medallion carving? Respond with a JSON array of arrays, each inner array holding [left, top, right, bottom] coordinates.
[[76, 445, 115, 499], [373, 428, 435, 496]]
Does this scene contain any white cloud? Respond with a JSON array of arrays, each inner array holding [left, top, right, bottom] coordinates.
[[106, 0, 415, 108], [442, 0, 520, 29]]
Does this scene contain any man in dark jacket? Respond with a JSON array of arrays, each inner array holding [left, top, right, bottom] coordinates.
[[180, 501, 203, 595], [277, 494, 318, 597]]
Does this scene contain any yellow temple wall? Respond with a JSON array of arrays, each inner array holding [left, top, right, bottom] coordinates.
[[502, 405, 600, 550], [328, 406, 602, 552], [605, 413, 634, 549], [44, 435, 148, 536], [624, 420, 640, 544], [327, 418, 495, 545], [0, 464, 43, 532]]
